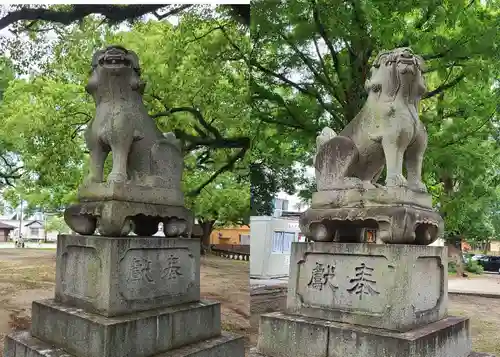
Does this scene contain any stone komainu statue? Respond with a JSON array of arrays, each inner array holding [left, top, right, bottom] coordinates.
[[315, 47, 428, 192], [84, 45, 182, 189], [64, 46, 192, 237], [301, 47, 443, 245]]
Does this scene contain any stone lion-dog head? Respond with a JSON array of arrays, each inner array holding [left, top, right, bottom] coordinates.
[[365, 47, 427, 106], [85, 45, 145, 100]]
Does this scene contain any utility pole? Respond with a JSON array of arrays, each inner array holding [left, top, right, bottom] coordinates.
[[18, 199, 23, 239], [44, 212, 47, 242]]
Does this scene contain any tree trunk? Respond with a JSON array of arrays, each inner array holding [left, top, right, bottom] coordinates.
[[199, 220, 215, 256], [483, 240, 490, 254], [446, 237, 467, 278]]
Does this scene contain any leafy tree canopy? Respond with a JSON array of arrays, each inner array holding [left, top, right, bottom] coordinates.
[[249, 0, 500, 239], [0, 9, 252, 229], [44, 214, 70, 234], [1, 1, 499, 241]]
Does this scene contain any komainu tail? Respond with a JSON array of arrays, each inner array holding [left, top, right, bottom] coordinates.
[[314, 127, 337, 167]]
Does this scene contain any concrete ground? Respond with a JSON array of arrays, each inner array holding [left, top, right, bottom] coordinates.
[[449, 273, 500, 297]]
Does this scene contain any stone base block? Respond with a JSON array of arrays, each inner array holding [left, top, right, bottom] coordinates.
[[157, 332, 245, 357], [249, 349, 493, 357], [64, 200, 193, 237], [5, 330, 245, 357], [287, 242, 447, 332], [256, 312, 471, 357], [78, 181, 184, 206], [311, 186, 432, 209], [31, 299, 220, 357], [300, 205, 443, 245], [55, 235, 200, 316]]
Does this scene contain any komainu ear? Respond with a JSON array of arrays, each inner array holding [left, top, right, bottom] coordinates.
[[127, 50, 141, 74]]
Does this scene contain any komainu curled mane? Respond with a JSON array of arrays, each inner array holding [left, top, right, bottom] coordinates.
[[315, 47, 428, 192]]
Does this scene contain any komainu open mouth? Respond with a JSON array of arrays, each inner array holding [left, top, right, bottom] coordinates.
[[397, 57, 416, 65], [99, 54, 132, 68]]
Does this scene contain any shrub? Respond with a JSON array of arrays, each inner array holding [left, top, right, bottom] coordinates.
[[448, 261, 457, 273], [465, 260, 484, 274]]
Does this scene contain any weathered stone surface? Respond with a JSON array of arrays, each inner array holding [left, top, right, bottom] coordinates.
[[311, 186, 432, 209], [314, 47, 428, 192], [62, 46, 195, 238], [78, 181, 184, 206], [2, 46, 246, 357], [30, 299, 221, 357], [83, 46, 184, 192], [55, 235, 200, 316], [304, 48, 444, 245], [5, 330, 245, 357], [64, 200, 193, 237], [248, 349, 495, 357], [287, 243, 447, 332], [256, 312, 471, 357], [300, 205, 443, 244], [157, 332, 245, 357]]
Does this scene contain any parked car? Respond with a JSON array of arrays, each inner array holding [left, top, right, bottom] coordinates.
[[476, 255, 500, 273], [462, 253, 474, 263], [471, 254, 485, 261]]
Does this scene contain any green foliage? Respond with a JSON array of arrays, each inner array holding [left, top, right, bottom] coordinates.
[[0, 56, 14, 100], [1, 2, 499, 231], [185, 171, 250, 226], [0, 10, 251, 226], [44, 215, 70, 234], [250, 0, 500, 234], [448, 261, 457, 274], [465, 260, 484, 274]]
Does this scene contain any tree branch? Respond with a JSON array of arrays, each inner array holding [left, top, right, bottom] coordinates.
[[422, 73, 466, 99], [250, 84, 318, 132], [0, 4, 250, 30], [172, 131, 250, 152], [439, 112, 494, 148], [0, 153, 23, 186], [311, 35, 336, 90], [151, 102, 223, 140], [310, 0, 343, 93], [187, 147, 248, 196], [184, 24, 227, 46], [0, 5, 185, 29], [221, 25, 333, 116], [279, 32, 344, 106], [152, 5, 191, 20]]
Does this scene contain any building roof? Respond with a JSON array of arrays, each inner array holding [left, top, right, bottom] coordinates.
[[24, 220, 43, 227], [0, 221, 17, 230]]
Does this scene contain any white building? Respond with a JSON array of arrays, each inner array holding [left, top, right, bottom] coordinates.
[[0, 212, 62, 241], [272, 192, 309, 217], [250, 216, 306, 279]]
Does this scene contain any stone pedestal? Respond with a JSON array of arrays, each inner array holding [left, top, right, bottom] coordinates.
[[256, 313, 471, 357], [252, 242, 476, 357], [4, 235, 244, 357], [301, 186, 444, 245], [287, 243, 447, 332]]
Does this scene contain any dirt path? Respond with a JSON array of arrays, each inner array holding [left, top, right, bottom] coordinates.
[[449, 294, 500, 355], [200, 256, 250, 335], [0, 250, 250, 355]]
